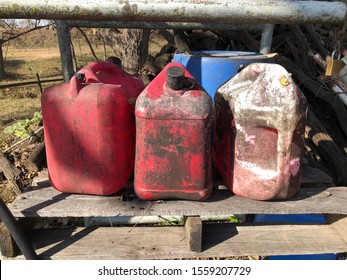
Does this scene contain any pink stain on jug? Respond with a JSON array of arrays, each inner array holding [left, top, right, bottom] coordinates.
[[289, 158, 301, 176]]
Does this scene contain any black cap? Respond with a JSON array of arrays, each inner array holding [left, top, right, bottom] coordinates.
[[106, 56, 122, 67], [166, 66, 185, 90], [75, 72, 85, 81]]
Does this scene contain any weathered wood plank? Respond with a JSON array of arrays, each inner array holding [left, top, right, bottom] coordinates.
[[184, 216, 202, 252], [202, 223, 346, 257], [11, 223, 346, 260], [326, 214, 347, 244], [8, 181, 347, 217]]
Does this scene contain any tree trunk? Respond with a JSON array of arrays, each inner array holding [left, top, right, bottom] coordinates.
[[99, 29, 150, 75], [0, 42, 6, 81]]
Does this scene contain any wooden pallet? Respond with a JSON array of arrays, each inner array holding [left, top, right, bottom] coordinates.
[[2, 166, 347, 260]]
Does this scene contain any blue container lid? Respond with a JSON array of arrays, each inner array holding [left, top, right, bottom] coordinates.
[[173, 51, 276, 100]]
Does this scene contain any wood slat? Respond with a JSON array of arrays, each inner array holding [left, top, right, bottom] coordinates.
[[15, 223, 346, 260], [5, 169, 347, 260], [184, 216, 202, 252], [326, 215, 347, 244], [8, 175, 347, 217]]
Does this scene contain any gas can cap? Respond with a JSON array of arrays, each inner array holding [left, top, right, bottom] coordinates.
[[75, 72, 85, 81], [106, 56, 122, 67], [166, 66, 185, 90]]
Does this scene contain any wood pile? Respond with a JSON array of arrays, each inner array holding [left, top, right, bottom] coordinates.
[[1, 24, 347, 203]]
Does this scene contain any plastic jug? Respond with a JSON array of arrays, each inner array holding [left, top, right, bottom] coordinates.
[[173, 51, 276, 100], [135, 62, 213, 200], [212, 63, 307, 200], [42, 60, 145, 195]]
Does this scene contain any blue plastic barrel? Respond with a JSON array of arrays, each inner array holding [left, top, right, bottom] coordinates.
[[173, 51, 276, 100], [253, 214, 337, 260]]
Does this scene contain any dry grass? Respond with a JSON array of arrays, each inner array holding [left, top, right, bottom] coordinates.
[[0, 30, 164, 129], [3, 46, 111, 82], [0, 97, 42, 126], [0, 47, 111, 127]]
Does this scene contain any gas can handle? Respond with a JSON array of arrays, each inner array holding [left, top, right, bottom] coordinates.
[[80, 59, 123, 83], [68, 73, 85, 97]]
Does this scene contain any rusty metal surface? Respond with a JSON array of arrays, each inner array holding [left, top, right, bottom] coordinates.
[[0, 1, 345, 24]]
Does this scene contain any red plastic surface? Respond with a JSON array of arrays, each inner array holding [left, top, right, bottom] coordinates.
[[134, 62, 213, 200], [42, 61, 145, 195], [212, 63, 307, 200]]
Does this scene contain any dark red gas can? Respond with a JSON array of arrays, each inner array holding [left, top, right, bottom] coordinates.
[[212, 63, 307, 200], [42, 60, 145, 195], [134, 62, 213, 200]]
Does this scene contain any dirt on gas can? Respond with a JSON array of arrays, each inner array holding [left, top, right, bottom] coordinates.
[[212, 63, 307, 200], [134, 62, 213, 200]]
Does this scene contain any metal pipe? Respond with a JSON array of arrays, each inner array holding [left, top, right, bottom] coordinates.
[[260, 24, 274, 54], [55, 20, 74, 81], [83, 215, 246, 227], [64, 20, 266, 31], [0, 198, 39, 260], [0, 1, 345, 24]]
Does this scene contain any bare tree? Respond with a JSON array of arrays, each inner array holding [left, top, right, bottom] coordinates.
[[97, 28, 150, 75], [0, 19, 52, 81]]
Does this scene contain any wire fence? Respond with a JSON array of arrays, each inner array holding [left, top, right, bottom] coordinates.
[[0, 74, 63, 93]]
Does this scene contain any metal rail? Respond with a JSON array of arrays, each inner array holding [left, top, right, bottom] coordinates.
[[1, 1, 345, 80], [58, 20, 274, 81], [63, 20, 267, 31], [0, 0, 345, 24]]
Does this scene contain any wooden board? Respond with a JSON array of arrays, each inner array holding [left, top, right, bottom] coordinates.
[[6, 170, 347, 218], [184, 217, 202, 252], [4, 170, 347, 260], [8, 223, 346, 260]]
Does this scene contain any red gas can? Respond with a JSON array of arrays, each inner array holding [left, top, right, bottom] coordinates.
[[135, 62, 213, 200], [42, 60, 145, 195], [212, 63, 307, 200]]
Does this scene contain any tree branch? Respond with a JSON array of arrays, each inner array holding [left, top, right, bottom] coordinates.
[[75, 27, 99, 61]]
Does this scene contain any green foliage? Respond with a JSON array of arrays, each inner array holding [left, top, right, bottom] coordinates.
[[3, 111, 42, 139], [157, 216, 184, 226], [228, 216, 240, 223]]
